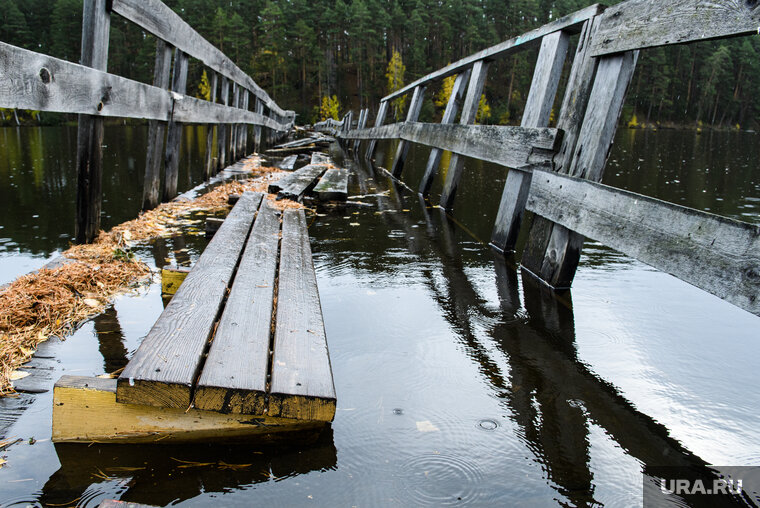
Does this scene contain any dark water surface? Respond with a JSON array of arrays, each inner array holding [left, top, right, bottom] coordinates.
[[0, 127, 758, 507]]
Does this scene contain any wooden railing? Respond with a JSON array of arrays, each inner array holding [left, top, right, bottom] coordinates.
[[0, 0, 295, 242], [339, 0, 760, 317]]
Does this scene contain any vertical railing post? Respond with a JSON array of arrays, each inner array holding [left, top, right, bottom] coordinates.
[[142, 40, 172, 209], [390, 85, 426, 179], [75, 0, 110, 243], [241, 90, 249, 156], [365, 100, 388, 160], [490, 30, 570, 251], [254, 98, 263, 152], [217, 77, 229, 170], [439, 60, 489, 209], [162, 49, 188, 201], [419, 68, 471, 196], [231, 84, 240, 161], [203, 70, 218, 180], [353, 108, 368, 152]]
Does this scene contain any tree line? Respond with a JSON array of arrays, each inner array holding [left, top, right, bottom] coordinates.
[[1, 0, 758, 129]]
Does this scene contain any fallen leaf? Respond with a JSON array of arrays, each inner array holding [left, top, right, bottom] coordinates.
[[9, 371, 29, 381], [83, 298, 100, 308], [350, 223, 360, 226]]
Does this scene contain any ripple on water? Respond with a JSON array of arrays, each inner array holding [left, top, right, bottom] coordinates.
[[395, 453, 486, 506], [0, 497, 43, 508]]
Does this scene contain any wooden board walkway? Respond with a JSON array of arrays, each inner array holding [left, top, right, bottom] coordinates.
[[313, 168, 348, 201]]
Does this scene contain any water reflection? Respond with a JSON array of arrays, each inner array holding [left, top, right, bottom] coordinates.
[[93, 306, 129, 374]]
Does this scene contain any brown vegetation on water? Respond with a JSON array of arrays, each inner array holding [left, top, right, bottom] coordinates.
[[0, 164, 301, 396]]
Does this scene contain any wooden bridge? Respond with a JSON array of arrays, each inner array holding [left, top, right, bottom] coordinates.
[[322, 0, 760, 318]]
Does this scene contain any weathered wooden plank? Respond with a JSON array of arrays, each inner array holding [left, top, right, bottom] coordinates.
[[241, 90, 249, 155], [163, 49, 189, 202], [311, 152, 332, 165], [205, 217, 224, 237], [527, 169, 760, 316], [161, 265, 190, 296], [365, 101, 388, 160], [142, 40, 172, 210], [54, 376, 324, 443], [269, 209, 336, 421], [440, 60, 490, 209], [75, 0, 110, 244], [419, 69, 471, 196], [391, 85, 427, 178], [353, 108, 369, 152], [230, 84, 240, 161], [313, 168, 349, 201], [195, 202, 280, 414], [278, 154, 298, 170], [383, 4, 603, 102], [117, 192, 263, 408], [277, 165, 328, 202], [217, 77, 229, 170], [491, 30, 570, 252], [203, 71, 218, 180], [254, 98, 264, 151], [591, 0, 760, 57]]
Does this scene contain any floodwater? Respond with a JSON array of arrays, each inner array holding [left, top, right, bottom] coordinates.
[[0, 126, 759, 507]]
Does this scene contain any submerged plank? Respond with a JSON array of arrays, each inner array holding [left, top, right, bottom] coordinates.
[[276, 165, 328, 202], [313, 168, 349, 201], [194, 201, 280, 414], [278, 155, 298, 170], [54, 376, 324, 443], [269, 210, 336, 422], [117, 192, 263, 408]]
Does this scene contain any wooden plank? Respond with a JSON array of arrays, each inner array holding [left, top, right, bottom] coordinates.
[[117, 192, 263, 408], [217, 77, 229, 170], [440, 60, 490, 209], [54, 376, 324, 443], [205, 217, 225, 236], [142, 40, 172, 210], [163, 49, 189, 202], [313, 168, 349, 201], [241, 90, 249, 155], [254, 99, 263, 150], [491, 30, 570, 252], [353, 108, 368, 152], [75, 0, 110, 244], [311, 152, 332, 165], [591, 0, 760, 57], [365, 101, 388, 160], [277, 165, 328, 202], [203, 71, 218, 180], [195, 202, 280, 414], [161, 265, 190, 296], [383, 4, 603, 102], [390, 85, 427, 178], [278, 155, 298, 170], [526, 169, 760, 316], [419, 69, 471, 196], [269, 209, 336, 421], [230, 84, 239, 161]]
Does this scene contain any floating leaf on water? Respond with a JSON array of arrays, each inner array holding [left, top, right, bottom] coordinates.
[[10, 371, 29, 381], [349, 223, 360, 226], [415, 420, 440, 433], [0, 458, 6, 468]]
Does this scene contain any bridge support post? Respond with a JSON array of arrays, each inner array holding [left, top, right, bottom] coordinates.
[[231, 84, 240, 162], [203, 71, 218, 180], [365, 101, 388, 161], [162, 49, 189, 201], [439, 60, 489, 209], [241, 91, 249, 156], [353, 108, 368, 152], [254, 98, 263, 152], [75, 0, 110, 243], [390, 85, 426, 179], [419, 68, 470, 196], [142, 40, 172, 209], [217, 77, 229, 170], [490, 30, 570, 251]]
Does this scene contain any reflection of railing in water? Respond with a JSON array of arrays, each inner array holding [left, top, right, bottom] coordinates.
[[0, 0, 295, 243], [334, 0, 760, 318]]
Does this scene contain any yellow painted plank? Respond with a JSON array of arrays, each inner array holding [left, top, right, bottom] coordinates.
[[161, 266, 190, 296]]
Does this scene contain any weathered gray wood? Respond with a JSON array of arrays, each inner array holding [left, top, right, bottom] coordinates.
[[75, 0, 110, 244], [111, 0, 288, 117], [117, 192, 263, 408], [142, 39, 172, 210], [311, 152, 332, 165], [217, 77, 229, 170], [195, 201, 280, 414], [344, 122, 560, 169], [390, 85, 426, 178], [203, 71, 218, 180], [313, 168, 349, 201], [591, 0, 760, 57], [527, 169, 760, 316], [204, 216, 224, 237], [522, 51, 639, 288], [269, 209, 336, 422], [491, 30, 570, 252], [439, 60, 490, 209], [353, 108, 368, 152], [276, 165, 328, 202], [240, 90, 249, 155], [230, 84, 239, 162], [163, 49, 189, 202], [365, 101, 388, 160], [419, 69, 470, 196], [254, 99, 264, 151], [278, 155, 298, 170], [384, 4, 603, 102]]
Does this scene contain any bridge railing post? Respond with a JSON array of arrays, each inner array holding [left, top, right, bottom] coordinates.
[[75, 0, 110, 243], [217, 77, 229, 170], [162, 48, 188, 201], [353, 108, 368, 152], [142, 39, 172, 209], [203, 71, 218, 180], [365, 100, 388, 161], [230, 83, 240, 161], [241, 90, 249, 155], [390, 85, 427, 179], [254, 98, 263, 152]]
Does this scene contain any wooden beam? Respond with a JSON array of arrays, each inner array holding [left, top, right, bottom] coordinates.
[[142, 40, 172, 210], [390, 85, 427, 178], [195, 201, 280, 414], [590, 0, 760, 57], [269, 209, 336, 422], [313, 168, 349, 201], [440, 60, 490, 209], [491, 30, 570, 252], [117, 192, 263, 408], [217, 77, 229, 170], [526, 169, 760, 316], [365, 101, 388, 160], [419, 69, 470, 196], [353, 108, 368, 152], [203, 71, 218, 180], [230, 84, 239, 162], [276, 165, 328, 202], [383, 4, 604, 102], [54, 376, 324, 443], [163, 49, 189, 202]]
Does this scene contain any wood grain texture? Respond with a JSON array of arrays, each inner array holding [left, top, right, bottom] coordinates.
[[311, 152, 332, 165], [365, 101, 388, 160], [203, 71, 218, 180], [526, 170, 760, 316], [279, 154, 298, 170], [217, 77, 229, 169], [313, 168, 349, 201], [269, 209, 336, 422], [591, 0, 760, 56], [383, 4, 603, 101], [117, 192, 263, 408], [54, 376, 323, 443], [390, 85, 426, 178], [195, 201, 280, 414], [276, 165, 328, 202], [142, 40, 172, 210], [163, 49, 189, 202]]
